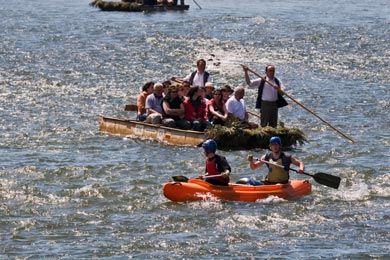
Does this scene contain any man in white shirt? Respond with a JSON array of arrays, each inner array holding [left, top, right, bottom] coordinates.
[[225, 86, 258, 129], [242, 64, 288, 128], [184, 59, 213, 88]]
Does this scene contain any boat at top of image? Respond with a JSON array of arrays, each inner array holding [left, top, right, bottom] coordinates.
[[90, 0, 190, 12], [163, 178, 312, 202]]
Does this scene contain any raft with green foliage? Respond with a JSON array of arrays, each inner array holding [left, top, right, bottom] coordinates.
[[206, 121, 307, 150], [98, 115, 307, 150], [90, 0, 190, 12]]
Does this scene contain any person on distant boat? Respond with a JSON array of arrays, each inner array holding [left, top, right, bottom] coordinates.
[[161, 85, 191, 129], [167, 0, 177, 5], [183, 59, 213, 88], [145, 83, 164, 124], [143, 0, 157, 5], [199, 139, 231, 186], [206, 88, 228, 125], [137, 81, 154, 121], [221, 84, 233, 103], [183, 86, 211, 131], [242, 64, 288, 128], [247, 136, 304, 184], [225, 86, 258, 129]]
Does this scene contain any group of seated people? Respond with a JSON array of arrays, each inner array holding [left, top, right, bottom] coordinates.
[[136, 79, 258, 132]]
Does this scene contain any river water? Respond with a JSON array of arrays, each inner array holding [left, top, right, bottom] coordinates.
[[1, 0, 389, 259]]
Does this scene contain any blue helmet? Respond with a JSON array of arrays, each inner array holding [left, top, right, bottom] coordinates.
[[269, 136, 282, 145], [202, 139, 217, 154]]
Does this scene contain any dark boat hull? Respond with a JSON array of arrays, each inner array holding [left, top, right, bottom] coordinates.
[[90, 1, 189, 12]]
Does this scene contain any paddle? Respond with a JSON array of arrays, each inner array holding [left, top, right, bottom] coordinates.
[[172, 174, 225, 183], [260, 159, 341, 189], [241, 64, 355, 144]]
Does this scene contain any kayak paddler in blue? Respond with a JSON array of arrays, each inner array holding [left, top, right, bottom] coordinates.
[[199, 139, 231, 186], [247, 136, 305, 184]]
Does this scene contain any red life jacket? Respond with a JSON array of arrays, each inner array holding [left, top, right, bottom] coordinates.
[[205, 156, 229, 184], [206, 157, 220, 175]]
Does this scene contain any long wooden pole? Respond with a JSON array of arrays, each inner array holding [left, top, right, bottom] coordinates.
[[242, 65, 355, 144], [170, 77, 184, 84], [247, 110, 261, 119], [192, 0, 202, 9]]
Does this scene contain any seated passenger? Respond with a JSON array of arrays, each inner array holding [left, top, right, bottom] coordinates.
[[161, 85, 191, 129], [225, 86, 258, 129], [199, 86, 209, 105], [221, 84, 233, 103], [177, 85, 185, 101], [204, 82, 214, 100], [182, 80, 191, 98], [183, 86, 211, 131], [206, 88, 228, 125], [137, 81, 154, 121], [145, 83, 164, 124]]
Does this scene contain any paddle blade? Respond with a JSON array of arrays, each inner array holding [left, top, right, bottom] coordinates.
[[312, 172, 341, 189], [172, 176, 189, 182]]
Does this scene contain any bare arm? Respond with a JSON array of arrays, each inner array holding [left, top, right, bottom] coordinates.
[[247, 154, 266, 170], [162, 101, 184, 117], [241, 65, 251, 86], [221, 103, 228, 120], [209, 103, 226, 120], [291, 156, 304, 173]]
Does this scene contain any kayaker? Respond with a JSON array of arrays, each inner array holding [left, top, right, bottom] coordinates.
[[247, 136, 304, 184], [199, 139, 231, 186]]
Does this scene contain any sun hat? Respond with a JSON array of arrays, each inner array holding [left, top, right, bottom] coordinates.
[[205, 82, 214, 89]]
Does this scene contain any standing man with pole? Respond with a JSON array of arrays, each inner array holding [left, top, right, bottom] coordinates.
[[242, 64, 288, 128], [242, 64, 355, 143]]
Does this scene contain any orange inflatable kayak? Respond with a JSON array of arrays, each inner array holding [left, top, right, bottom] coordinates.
[[163, 179, 312, 202]]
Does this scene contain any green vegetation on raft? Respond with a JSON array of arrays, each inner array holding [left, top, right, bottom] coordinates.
[[90, 0, 143, 12], [205, 121, 307, 150]]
